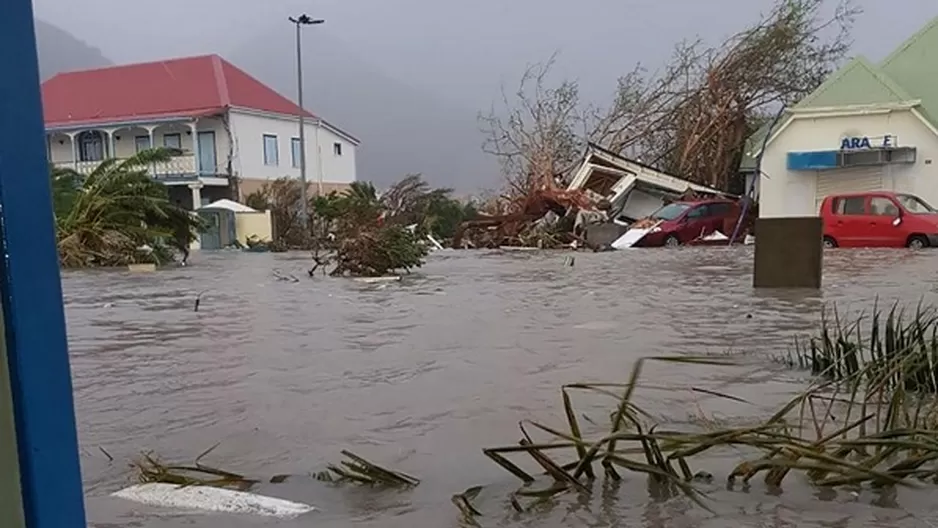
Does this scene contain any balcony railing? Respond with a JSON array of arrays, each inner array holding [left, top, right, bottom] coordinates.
[[51, 155, 224, 182]]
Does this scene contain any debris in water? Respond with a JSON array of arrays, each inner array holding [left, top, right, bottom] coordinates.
[[451, 485, 483, 525], [112, 483, 314, 518], [484, 304, 938, 512], [317, 450, 420, 487], [193, 290, 208, 312], [131, 444, 257, 490]]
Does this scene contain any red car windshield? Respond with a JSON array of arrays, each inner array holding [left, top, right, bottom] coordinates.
[[897, 194, 938, 214], [651, 203, 691, 221]]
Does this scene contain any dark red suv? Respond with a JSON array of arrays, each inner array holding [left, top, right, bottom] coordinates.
[[634, 199, 741, 247]]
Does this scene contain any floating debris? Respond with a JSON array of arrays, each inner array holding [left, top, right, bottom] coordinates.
[[317, 450, 420, 487], [451, 485, 483, 525], [112, 483, 314, 518], [193, 290, 208, 312], [131, 444, 257, 491], [352, 276, 402, 284]]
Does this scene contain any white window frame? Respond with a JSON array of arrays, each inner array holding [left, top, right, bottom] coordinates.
[[263, 134, 279, 166], [291, 137, 301, 168]]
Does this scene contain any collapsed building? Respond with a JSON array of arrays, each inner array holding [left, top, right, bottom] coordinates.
[[452, 143, 739, 249], [566, 143, 734, 246]]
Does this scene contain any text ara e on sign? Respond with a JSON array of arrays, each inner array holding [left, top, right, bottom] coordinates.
[[840, 135, 895, 150]]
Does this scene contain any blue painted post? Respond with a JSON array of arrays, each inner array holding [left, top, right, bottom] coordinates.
[[0, 1, 88, 527]]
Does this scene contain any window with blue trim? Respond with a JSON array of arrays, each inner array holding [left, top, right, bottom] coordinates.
[[263, 134, 279, 166]]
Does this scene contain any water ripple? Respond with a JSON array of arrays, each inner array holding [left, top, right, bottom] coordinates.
[[76, 247, 938, 527]]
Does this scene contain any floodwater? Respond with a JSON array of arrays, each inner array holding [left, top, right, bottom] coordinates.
[[66, 247, 938, 528]]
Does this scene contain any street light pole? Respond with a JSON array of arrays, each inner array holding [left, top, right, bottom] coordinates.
[[288, 14, 324, 231]]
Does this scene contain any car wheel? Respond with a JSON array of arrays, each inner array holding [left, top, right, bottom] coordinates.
[[908, 235, 929, 249], [822, 236, 837, 249], [664, 235, 681, 247]]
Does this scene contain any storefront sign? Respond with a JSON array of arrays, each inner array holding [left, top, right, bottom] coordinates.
[[840, 135, 894, 150]]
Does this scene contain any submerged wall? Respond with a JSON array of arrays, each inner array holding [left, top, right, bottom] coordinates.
[[235, 211, 273, 244]]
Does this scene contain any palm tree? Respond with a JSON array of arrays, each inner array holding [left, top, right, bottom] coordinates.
[[52, 148, 203, 268]]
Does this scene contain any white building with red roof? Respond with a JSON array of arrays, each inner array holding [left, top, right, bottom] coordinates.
[[41, 54, 359, 208]]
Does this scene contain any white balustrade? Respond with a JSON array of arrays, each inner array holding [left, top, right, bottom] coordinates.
[[52, 155, 200, 179]]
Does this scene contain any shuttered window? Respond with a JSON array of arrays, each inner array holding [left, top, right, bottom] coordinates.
[[815, 166, 884, 213]]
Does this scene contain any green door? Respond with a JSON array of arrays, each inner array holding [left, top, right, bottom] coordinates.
[[198, 210, 222, 250]]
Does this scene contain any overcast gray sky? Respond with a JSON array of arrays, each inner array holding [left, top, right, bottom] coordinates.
[[32, 0, 937, 111]]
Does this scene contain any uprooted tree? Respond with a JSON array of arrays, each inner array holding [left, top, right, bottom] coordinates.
[[245, 175, 475, 276], [480, 0, 857, 199]]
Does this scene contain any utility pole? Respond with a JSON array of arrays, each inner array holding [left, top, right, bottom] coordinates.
[[288, 14, 324, 230]]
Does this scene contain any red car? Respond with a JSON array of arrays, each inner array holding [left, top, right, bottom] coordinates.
[[820, 191, 938, 249], [634, 199, 741, 247]]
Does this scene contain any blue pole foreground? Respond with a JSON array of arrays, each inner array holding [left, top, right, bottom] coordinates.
[[0, 1, 88, 527]]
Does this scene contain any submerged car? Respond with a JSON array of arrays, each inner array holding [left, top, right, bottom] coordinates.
[[632, 198, 741, 247], [820, 191, 938, 249]]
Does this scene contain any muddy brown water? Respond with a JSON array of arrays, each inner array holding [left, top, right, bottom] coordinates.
[[68, 247, 938, 527]]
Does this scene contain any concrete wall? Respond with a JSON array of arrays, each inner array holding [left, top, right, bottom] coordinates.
[[228, 109, 357, 185], [235, 211, 273, 244], [760, 110, 938, 217]]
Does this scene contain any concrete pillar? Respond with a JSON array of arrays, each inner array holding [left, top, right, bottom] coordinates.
[[145, 126, 156, 177], [189, 122, 200, 174], [189, 182, 203, 209], [188, 183, 204, 251], [104, 130, 114, 159], [67, 133, 77, 169]]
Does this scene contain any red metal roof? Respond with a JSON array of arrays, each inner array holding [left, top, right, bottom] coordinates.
[[41, 54, 314, 128]]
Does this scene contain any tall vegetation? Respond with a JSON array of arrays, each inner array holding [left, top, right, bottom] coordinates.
[[481, 0, 857, 196], [52, 148, 202, 268], [245, 175, 477, 276], [477, 302, 938, 516]]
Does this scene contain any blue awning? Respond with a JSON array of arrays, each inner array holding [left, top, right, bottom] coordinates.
[[787, 151, 839, 170]]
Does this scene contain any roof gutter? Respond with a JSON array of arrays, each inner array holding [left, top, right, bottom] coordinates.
[[44, 112, 222, 133]]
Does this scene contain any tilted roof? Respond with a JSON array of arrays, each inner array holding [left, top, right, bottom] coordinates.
[[41, 54, 314, 128]]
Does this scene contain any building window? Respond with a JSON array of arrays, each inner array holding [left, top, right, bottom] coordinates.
[[77, 130, 105, 162], [163, 133, 182, 150], [263, 134, 279, 166], [134, 135, 151, 153], [291, 137, 302, 168], [333, 142, 342, 156], [870, 196, 900, 216]]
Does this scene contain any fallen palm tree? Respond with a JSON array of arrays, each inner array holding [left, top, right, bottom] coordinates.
[[130, 447, 419, 491], [53, 148, 202, 268], [132, 444, 257, 491], [316, 450, 421, 487]]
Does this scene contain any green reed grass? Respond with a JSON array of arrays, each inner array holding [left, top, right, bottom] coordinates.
[[793, 301, 938, 392], [316, 450, 421, 487], [483, 310, 938, 512]]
